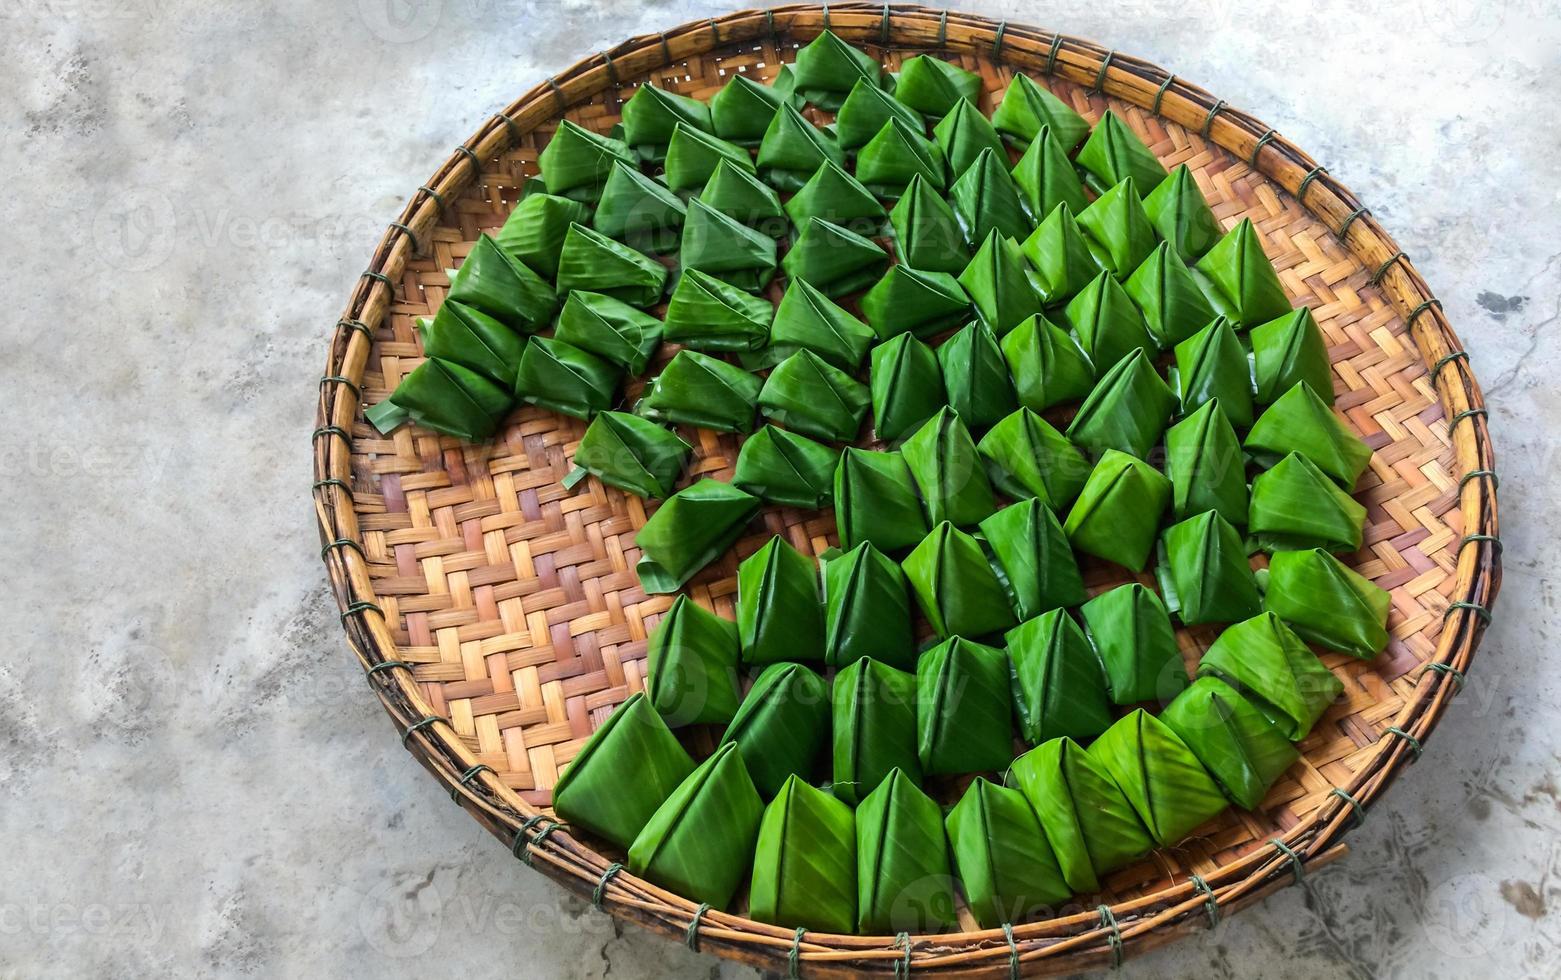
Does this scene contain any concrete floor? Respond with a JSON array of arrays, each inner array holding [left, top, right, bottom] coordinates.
[[3, 0, 1558, 976]]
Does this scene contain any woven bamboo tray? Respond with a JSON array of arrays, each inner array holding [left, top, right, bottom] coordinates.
[[312, 5, 1501, 975]]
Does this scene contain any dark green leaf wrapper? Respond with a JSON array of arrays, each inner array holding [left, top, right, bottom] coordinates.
[[1074, 111, 1167, 194], [1006, 608, 1112, 745], [495, 193, 591, 280], [697, 158, 786, 229], [977, 408, 1090, 511], [1012, 127, 1090, 224], [554, 289, 664, 375], [749, 775, 857, 933], [732, 425, 837, 509], [569, 411, 691, 499], [1245, 382, 1371, 486], [980, 498, 1088, 621], [1123, 241, 1219, 349], [869, 333, 946, 443], [1196, 612, 1343, 740], [1157, 510, 1262, 626], [937, 320, 1018, 430], [1193, 218, 1290, 327], [448, 234, 559, 332], [1088, 709, 1228, 847], [1076, 177, 1158, 278], [737, 535, 825, 666], [1165, 399, 1249, 526], [948, 147, 1032, 249], [916, 636, 1015, 775], [1064, 450, 1172, 570], [1059, 272, 1156, 382], [1080, 583, 1189, 705], [889, 174, 969, 273], [537, 119, 636, 199], [946, 778, 1071, 928], [1264, 547, 1391, 658], [1020, 203, 1100, 306], [1142, 164, 1221, 260], [556, 223, 668, 307], [368, 358, 511, 443], [895, 54, 983, 118], [784, 159, 887, 233], [1251, 308, 1334, 405], [855, 768, 958, 933], [679, 198, 779, 291], [638, 350, 762, 433], [860, 265, 971, 341], [856, 117, 948, 197], [664, 123, 756, 192], [960, 230, 1045, 336], [710, 74, 793, 144], [834, 77, 924, 150], [646, 595, 741, 727], [1066, 348, 1176, 460], [991, 74, 1089, 150], [791, 29, 883, 110], [901, 407, 997, 528], [782, 218, 889, 297], [620, 82, 712, 157], [902, 522, 1017, 639], [933, 98, 1008, 179], [758, 103, 845, 191], [768, 277, 876, 370], [417, 301, 525, 387], [834, 448, 929, 553], [721, 662, 830, 799], [758, 349, 871, 442], [832, 656, 922, 805], [662, 267, 773, 353], [1000, 313, 1095, 412], [513, 336, 622, 420], [635, 478, 760, 593], [822, 543, 916, 671], [1248, 451, 1367, 553], [1160, 676, 1299, 810], [593, 161, 687, 253]]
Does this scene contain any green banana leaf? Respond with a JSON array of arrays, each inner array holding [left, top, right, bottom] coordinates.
[[1073, 110, 1168, 195], [946, 777, 1071, 927], [495, 192, 590, 280], [784, 159, 887, 234], [855, 116, 948, 198], [757, 102, 845, 191], [855, 768, 958, 933], [417, 301, 525, 386], [979, 498, 1087, 620], [991, 74, 1090, 150], [1058, 271, 1155, 379], [832, 656, 921, 805], [1122, 241, 1219, 349], [1196, 612, 1343, 739], [932, 98, 1008, 179], [553, 289, 664, 375], [758, 349, 871, 442], [1193, 218, 1291, 327], [948, 147, 1032, 249], [1011, 126, 1090, 224], [1171, 318, 1255, 429], [822, 541, 915, 671], [710, 73, 794, 144], [1160, 676, 1299, 810], [1018, 202, 1099, 306], [1064, 450, 1172, 570], [859, 265, 971, 340], [731, 425, 837, 509], [679, 198, 779, 290], [555, 223, 668, 307], [1250, 307, 1334, 405], [869, 333, 945, 443], [1157, 510, 1261, 625], [1066, 348, 1176, 460], [737, 534, 826, 666], [960, 230, 1045, 336], [620, 82, 712, 161], [1264, 547, 1390, 658], [937, 320, 1018, 430], [536, 119, 636, 200], [1087, 709, 1227, 846], [635, 478, 760, 593], [977, 409, 1090, 511], [567, 410, 691, 499], [1079, 583, 1188, 705], [1005, 609, 1111, 745], [901, 406, 997, 526], [448, 234, 559, 332], [1164, 399, 1249, 526], [1000, 313, 1095, 412], [917, 636, 1015, 774], [782, 218, 889, 297], [628, 741, 765, 908], [1006, 738, 1154, 892], [750, 775, 858, 933], [834, 448, 930, 552], [1076, 177, 1157, 278], [592, 160, 687, 253], [552, 692, 696, 850], [366, 357, 511, 442], [1245, 382, 1371, 486], [697, 157, 786, 232], [772, 64, 799, 100], [791, 28, 883, 110], [1248, 451, 1367, 553], [721, 661, 830, 798], [512, 336, 622, 419], [902, 522, 1017, 639], [835, 76, 924, 149], [888, 173, 969, 273], [646, 594, 742, 726], [894, 54, 982, 117], [663, 122, 755, 192], [1142, 164, 1221, 260], [637, 349, 762, 433], [661, 267, 773, 352], [765, 277, 876, 370]]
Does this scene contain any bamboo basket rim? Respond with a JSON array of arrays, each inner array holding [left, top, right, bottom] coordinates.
[[311, 5, 1502, 975]]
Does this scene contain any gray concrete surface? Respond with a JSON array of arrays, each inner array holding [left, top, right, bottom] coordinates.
[[2, 0, 1558, 976]]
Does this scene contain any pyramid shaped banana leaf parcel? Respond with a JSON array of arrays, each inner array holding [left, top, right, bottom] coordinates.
[[1011, 127, 1090, 224], [855, 768, 957, 933], [977, 409, 1089, 510], [619, 82, 712, 162], [536, 119, 636, 201], [1245, 381, 1372, 486], [855, 117, 948, 197], [1123, 241, 1218, 349], [1248, 451, 1367, 553], [737, 535, 825, 666], [791, 29, 884, 109], [933, 98, 1008, 179], [495, 192, 590, 281], [869, 333, 946, 442], [834, 448, 929, 553], [860, 264, 972, 340], [758, 102, 846, 191], [767, 277, 876, 369], [1264, 547, 1391, 658], [1171, 317, 1255, 429], [750, 775, 857, 933], [1194, 218, 1291, 327], [1005, 609, 1112, 745], [948, 147, 1031, 248], [916, 636, 1014, 775], [960, 230, 1044, 336], [637, 349, 762, 433], [1088, 709, 1228, 847], [720, 661, 829, 799], [512, 336, 621, 420], [697, 158, 786, 230], [1000, 313, 1094, 412], [834, 76, 924, 149], [1160, 676, 1299, 810], [946, 778, 1071, 928], [902, 522, 1016, 639], [1064, 450, 1172, 570], [567, 410, 690, 499], [663, 123, 755, 192], [1059, 272, 1155, 381], [1074, 110, 1168, 194], [1066, 348, 1176, 459], [937, 320, 1018, 429], [1197, 612, 1343, 740], [991, 73, 1090, 150], [1157, 510, 1262, 626], [556, 223, 668, 307], [593, 161, 687, 253], [1080, 582, 1189, 705], [365, 357, 510, 442], [415, 301, 524, 387], [1143, 163, 1222, 260], [894, 54, 982, 117], [645, 594, 741, 727], [635, 478, 760, 594], [554, 289, 663, 375], [889, 174, 970, 272], [710, 73, 794, 144], [1251, 307, 1335, 405], [758, 349, 871, 442], [447, 234, 559, 332], [662, 268, 773, 353], [732, 425, 837, 509], [822, 542, 915, 671], [782, 218, 890, 297], [1018, 202, 1098, 305], [900, 407, 997, 527], [979, 498, 1087, 621], [1165, 399, 1249, 525], [833, 656, 921, 805], [784, 159, 887, 233], [679, 198, 779, 291], [1076, 177, 1158, 277]]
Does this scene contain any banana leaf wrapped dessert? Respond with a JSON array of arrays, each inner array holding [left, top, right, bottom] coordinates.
[[1011, 126, 1090, 224], [553, 289, 664, 375], [1158, 510, 1261, 625], [860, 265, 971, 341], [750, 775, 857, 933], [938, 320, 1018, 430], [512, 336, 622, 419], [1006, 609, 1112, 745], [593, 161, 687, 253], [1088, 709, 1227, 846], [1066, 348, 1176, 460], [663, 122, 755, 192], [537, 119, 636, 201], [1122, 241, 1219, 349], [833, 656, 921, 805], [1193, 218, 1291, 327], [757, 103, 845, 191], [635, 478, 760, 593], [710, 73, 795, 144], [946, 778, 1071, 927], [1248, 451, 1367, 552], [933, 98, 1007, 179], [1160, 676, 1299, 810], [732, 425, 837, 509], [416, 301, 525, 386], [1076, 177, 1157, 278], [917, 636, 1015, 774], [991, 74, 1090, 150], [720, 661, 830, 798], [758, 349, 871, 442], [979, 498, 1087, 619], [738, 535, 825, 666], [948, 147, 1032, 248], [1171, 318, 1255, 429], [495, 192, 590, 280], [619, 82, 712, 162], [977, 409, 1090, 510], [901, 407, 997, 527], [834, 448, 929, 552], [365, 358, 511, 442], [960, 230, 1045, 336], [894, 54, 982, 117], [791, 29, 884, 110], [646, 594, 742, 727], [1142, 164, 1222, 260], [628, 742, 764, 908], [566, 410, 691, 499], [822, 542, 915, 671], [903, 522, 1017, 639], [1000, 313, 1095, 412], [1059, 272, 1155, 379], [1064, 450, 1173, 570], [784, 160, 887, 234], [1196, 612, 1343, 739], [1018, 202, 1099, 306], [869, 334, 945, 443], [1245, 382, 1371, 486], [555, 223, 668, 307], [1080, 582, 1188, 705], [1250, 308, 1334, 405], [1073, 110, 1168, 195], [1165, 399, 1248, 526], [855, 768, 958, 933], [1264, 547, 1390, 658], [782, 218, 889, 297], [447, 234, 559, 332], [697, 158, 786, 232], [765, 277, 876, 370], [679, 199, 778, 290], [662, 268, 773, 353], [637, 349, 762, 433], [834, 76, 924, 150], [856, 117, 948, 197], [888, 174, 969, 272]]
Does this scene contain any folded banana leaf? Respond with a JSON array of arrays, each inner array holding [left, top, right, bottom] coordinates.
[[1017, 202, 1099, 306], [903, 522, 1017, 639], [832, 656, 921, 805], [894, 54, 982, 118], [1264, 547, 1390, 658], [888, 173, 969, 273], [1193, 218, 1291, 327], [552, 692, 696, 850], [635, 478, 760, 593], [1079, 583, 1188, 705], [991, 73, 1090, 150], [757, 103, 845, 192], [946, 777, 1071, 927], [750, 774, 857, 933], [759, 349, 871, 442], [1088, 709, 1227, 846], [447, 234, 559, 332], [1066, 348, 1176, 460], [764, 277, 876, 370], [1000, 313, 1095, 412], [1246, 382, 1371, 486], [365, 357, 511, 442], [917, 636, 1015, 774], [901, 406, 997, 526], [592, 161, 687, 253], [1006, 738, 1154, 892], [855, 116, 948, 198], [937, 320, 1018, 430], [835, 76, 924, 149], [981, 498, 1088, 620], [820, 542, 915, 671], [1059, 271, 1156, 377], [662, 268, 773, 352], [783, 218, 890, 297], [1164, 399, 1248, 526], [834, 447, 930, 553], [960, 230, 1045, 336], [697, 157, 786, 230], [416, 301, 524, 386], [1251, 307, 1333, 405], [784, 159, 887, 233], [771, 64, 799, 100], [680, 198, 779, 290], [637, 349, 762, 433], [1011, 126, 1091, 224], [1122, 241, 1219, 349], [1076, 177, 1157, 278], [1006, 608, 1112, 746], [932, 98, 1008, 179], [620, 82, 712, 161], [495, 192, 591, 281], [864, 272, 968, 349], [710, 73, 794, 144], [1142, 164, 1221, 260], [646, 594, 742, 726], [732, 425, 837, 509], [737, 534, 825, 666], [720, 661, 830, 798], [977, 409, 1091, 511], [567, 410, 691, 499], [1248, 451, 1367, 553], [855, 768, 958, 933], [536, 119, 636, 201], [664, 122, 756, 192], [1196, 612, 1343, 739], [1073, 110, 1168, 195], [555, 223, 668, 307], [1064, 451, 1173, 571], [628, 741, 765, 908], [1157, 510, 1261, 626], [791, 29, 884, 110], [948, 147, 1032, 249], [512, 336, 622, 419], [1160, 676, 1299, 810], [553, 289, 664, 375], [1171, 318, 1255, 429], [869, 333, 945, 443]]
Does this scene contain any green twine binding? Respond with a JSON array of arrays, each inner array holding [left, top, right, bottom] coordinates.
[[992, 22, 1007, 62], [319, 537, 365, 562], [879, 4, 890, 43], [1384, 726, 1422, 761], [936, 10, 949, 49], [514, 816, 564, 867], [1459, 533, 1503, 558], [455, 145, 483, 183], [1269, 838, 1305, 883], [1406, 297, 1443, 327], [658, 32, 671, 65], [401, 715, 441, 747], [1424, 660, 1466, 692], [1430, 349, 1469, 379], [764, 9, 776, 43], [685, 903, 711, 951], [514, 815, 547, 859], [1002, 923, 1019, 980], [1153, 75, 1176, 114], [547, 77, 567, 111], [1459, 469, 1499, 493], [320, 375, 361, 400], [592, 863, 624, 909], [1096, 905, 1123, 969], [388, 221, 421, 254], [1330, 787, 1366, 828], [1297, 165, 1328, 204], [339, 600, 382, 626], [893, 933, 912, 978], [361, 270, 392, 290], [337, 318, 374, 342], [492, 113, 521, 144], [1338, 206, 1370, 239], [1093, 50, 1115, 93], [789, 927, 806, 979], [1369, 249, 1408, 286], [312, 426, 350, 445], [1443, 600, 1492, 627], [1045, 34, 1063, 74], [313, 477, 355, 499], [707, 18, 720, 44], [1250, 129, 1277, 166], [451, 763, 493, 802], [1189, 874, 1219, 927], [417, 185, 446, 211], [1200, 99, 1226, 138], [366, 659, 413, 680], [602, 52, 618, 86]]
